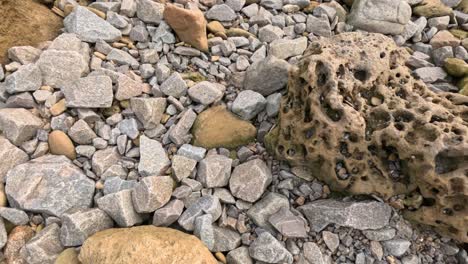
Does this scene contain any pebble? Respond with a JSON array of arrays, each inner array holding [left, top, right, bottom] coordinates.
[[197, 154, 232, 188], [249, 231, 293, 264], [138, 135, 170, 176]]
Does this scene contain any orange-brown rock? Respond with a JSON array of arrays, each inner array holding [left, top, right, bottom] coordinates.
[[78, 226, 217, 264], [267, 32, 468, 242], [48, 130, 76, 160], [4, 226, 35, 264], [163, 4, 208, 52]]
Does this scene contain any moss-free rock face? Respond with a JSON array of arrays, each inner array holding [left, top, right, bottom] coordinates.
[[192, 105, 257, 149], [268, 32, 468, 242], [79, 226, 217, 264]]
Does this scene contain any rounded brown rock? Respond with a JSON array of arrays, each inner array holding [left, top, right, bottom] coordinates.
[[48, 130, 76, 160]]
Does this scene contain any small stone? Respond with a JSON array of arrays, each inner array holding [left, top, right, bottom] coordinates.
[[131, 97, 167, 129], [268, 207, 308, 238], [258, 25, 284, 43], [48, 130, 76, 160], [0, 207, 29, 225], [322, 231, 339, 252], [152, 199, 185, 226], [306, 15, 331, 37], [103, 177, 136, 195], [270, 37, 307, 60], [178, 195, 222, 231], [413, 67, 448, 83], [37, 50, 88, 88], [68, 119, 97, 145], [413, 0, 453, 18], [0, 108, 43, 146], [172, 155, 197, 181], [60, 208, 113, 246], [244, 56, 289, 96], [206, 4, 237, 22], [249, 232, 293, 264], [363, 227, 396, 241], [174, 46, 202, 57], [63, 75, 113, 108], [266, 93, 282, 117], [194, 214, 215, 250], [382, 239, 411, 257], [261, 0, 283, 9], [160, 72, 187, 98], [64, 6, 121, 43], [227, 246, 253, 264], [232, 90, 267, 120], [97, 190, 144, 227], [212, 226, 241, 252], [197, 154, 232, 188], [247, 192, 289, 231], [121, 0, 137, 17], [178, 144, 207, 161], [5, 63, 41, 94], [132, 176, 173, 213], [169, 109, 197, 145], [107, 48, 139, 66], [188, 81, 224, 105], [136, 0, 165, 24], [230, 159, 272, 203], [115, 75, 144, 101], [0, 136, 28, 182], [20, 224, 64, 264], [7, 46, 41, 64], [92, 147, 121, 176], [138, 136, 169, 176], [303, 242, 326, 264], [430, 30, 461, 49]]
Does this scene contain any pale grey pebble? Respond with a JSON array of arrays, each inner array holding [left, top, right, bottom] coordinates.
[[206, 4, 237, 22], [194, 214, 215, 251], [232, 90, 267, 120], [197, 154, 232, 188], [131, 176, 173, 213], [211, 225, 241, 252], [247, 192, 289, 232], [362, 227, 396, 241], [0, 207, 29, 225], [96, 189, 144, 227], [249, 231, 293, 264], [413, 67, 448, 83], [230, 159, 272, 203], [227, 246, 254, 264], [178, 195, 222, 231], [268, 207, 308, 238], [382, 239, 411, 257]]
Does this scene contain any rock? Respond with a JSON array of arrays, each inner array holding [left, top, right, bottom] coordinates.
[[68, 119, 97, 145], [299, 200, 392, 232], [5, 63, 42, 94], [115, 74, 144, 101], [413, 0, 453, 18], [430, 30, 460, 49], [211, 225, 241, 252], [303, 242, 326, 264], [130, 97, 166, 129], [0, 218, 7, 249], [270, 37, 307, 60], [60, 208, 113, 246], [268, 207, 308, 238], [97, 190, 144, 227], [169, 109, 197, 146], [4, 226, 35, 263], [227, 246, 253, 264], [247, 192, 289, 231], [78, 226, 217, 264], [55, 248, 80, 264], [107, 49, 139, 67], [266, 93, 282, 117], [363, 227, 397, 241], [347, 0, 411, 35], [48, 130, 76, 160], [160, 72, 187, 98], [232, 90, 267, 120], [382, 239, 411, 257], [413, 66, 448, 83], [192, 105, 257, 149], [62, 75, 113, 108], [172, 155, 197, 181], [306, 15, 332, 37], [244, 56, 289, 96], [188, 81, 224, 105], [194, 214, 215, 250], [0, 136, 28, 182], [8, 45, 41, 64], [249, 232, 293, 264], [258, 25, 284, 43], [152, 199, 185, 226], [64, 6, 121, 43], [136, 0, 165, 24], [92, 147, 121, 176], [103, 177, 136, 195], [322, 231, 340, 252], [178, 144, 207, 161], [138, 136, 170, 176], [0, 108, 43, 146], [197, 154, 232, 188], [206, 4, 237, 21], [5, 155, 95, 217], [20, 224, 63, 264], [230, 159, 272, 203], [164, 4, 208, 52], [444, 57, 468, 77], [178, 195, 222, 231], [37, 50, 89, 88], [132, 176, 173, 213]]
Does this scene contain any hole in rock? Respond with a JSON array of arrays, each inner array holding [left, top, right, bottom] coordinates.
[[393, 110, 414, 123], [435, 150, 468, 174], [354, 69, 369, 82], [315, 61, 329, 86]]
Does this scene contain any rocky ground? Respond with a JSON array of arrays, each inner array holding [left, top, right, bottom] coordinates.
[[0, 0, 467, 263]]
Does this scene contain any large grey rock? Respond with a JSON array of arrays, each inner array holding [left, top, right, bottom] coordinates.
[[5, 155, 95, 217], [188, 81, 224, 105], [268, 207, 308, 238], [0, 207, 29, 225], [227, 246, 253, 264], [178, 195, 222, 231], [136, 0, 165, 24], [152, 199, 184, 226], [138, 136, 170, 176], [299, 200, 392, 232], [64, 6, 122, 43], [132, 176, 173, 213], [20, 224, 64, 264], [211, 225, 241, 252], [244, 56, 289, 96], [160, 72, 187, 98], [197, 154, 232, 188], [230, 159, 272, 203], [249, 232, 293, 264], [232, 90, 266, 120], [0, 108, 43, 146], [270, 37, 307, 60], [347, 0, 412, 35], [37, 50, 89, 88], [206, 4, 237, 22], [0, 136, 28, 182], [247, 192, 289, 231], [96, 189, 144, 227], [92, 147, 121, 176], [5, 64, 42, 94], [62, 75, 113, 108], [169, 109, 197, 146], [60, 208, 113, 246], [130, 97, 166, 129]]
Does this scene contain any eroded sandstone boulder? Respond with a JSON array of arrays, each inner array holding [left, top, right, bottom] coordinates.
[[266, 32, 468, 242]]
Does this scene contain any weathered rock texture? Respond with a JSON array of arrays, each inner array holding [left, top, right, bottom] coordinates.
[[266, 32, 468, 242]]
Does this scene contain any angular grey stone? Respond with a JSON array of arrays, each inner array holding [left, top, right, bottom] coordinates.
[[5, 155, 95, 217], [413, 67, 448, 83], [197, 154, 232, 188], [212, 225, 241, 252], [132, 176, 173, 213], [226, 0, 246, 11], [0, 207, 29, 225], [62, 75, 113, 108], [106, 11, 129, 29], [96, 189, 144, 227], [178, 195, 222, 231], [266, 92, 281, 117], [242, 3, 260, 18], [303, 242, 326, 264], [0, 108, 43, 146], [206, 4, 237, 22], [138, 135, 170, 176], [188, 81, 224, 105], [260, 0, 283, 9], [136, 0, 164, 24], [194, 214, 215, 251], [172, 155, 197, 181], [140, 49, 159, 64], [406, 51, 434, 68], [151, 21, 176, 44], [115, 74, 144, 101], [236, 55, 250, 71], [313, 5, 337, 21], [230, 159, 272, 203], [129, 24, 149, 42], [64, 6, 121, 43], [7, 46, 42, 64], [249, 232, 293, 264], [299, 200, 392, 232], [68, 120, 97, 145], [174, 46, 201, 57], [258, 25, 284, 43], [89, 2, 121, 13], [432, 46, 454, 66], [0, 136, 28, 182], [60, 208, 113, 246], [270, 37, 307, 60], [107, 48, 139, 66], [363, 227, 396, 241], [160, 72, 187, 98], [177, 144, 206, 161], [347, 0, 411, 35], [152, 199, 184, 226], [232, 90, 267, 120], [322, 231, 339, 252], [117, 118, 139, 139], [6, 92, 36, 109], [244, 56, 289, 96], [268, 207, 308, 238], [227, 246, 253, 264], [131, 97, 166, 129], [92, 147, 121, 176], [247, 192, 289, 231], [306, 15, 331, 37], [5, 63, 41, 94], [37, 50, 88, 88], [402, 255, 421, 264], [20, 223, 64, 264], [382, 239, 411, 257], [103, 177, 136, 195], [213, 188, 236, 204], [169, 109, 197, 145], [121, 0, 137, 17]]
